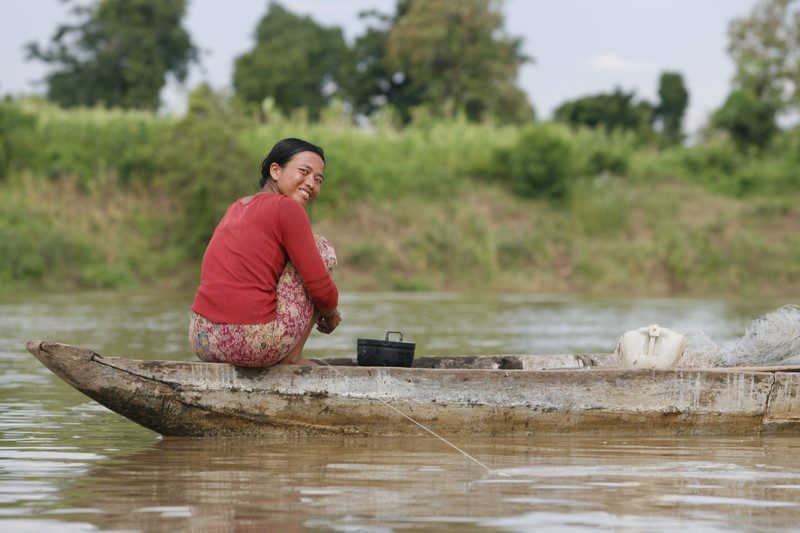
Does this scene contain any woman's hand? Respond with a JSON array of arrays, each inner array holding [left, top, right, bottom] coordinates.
[[316, 307, 341, 334]]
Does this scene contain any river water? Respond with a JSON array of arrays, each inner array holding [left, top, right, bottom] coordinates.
[[1, 290, 799, 532]]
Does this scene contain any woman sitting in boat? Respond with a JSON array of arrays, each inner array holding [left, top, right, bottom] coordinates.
[[189, 138, 340, 367]]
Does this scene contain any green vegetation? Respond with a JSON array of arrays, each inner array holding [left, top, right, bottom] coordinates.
[[383, 0, 533, 123], [492, 124, 576, 200], [711, 90, 778, 151], [230, 0, 533, 124], [4, 0, 799, 296], [1, 96, 799, 296], [550, 72, 690, 148], [727, 0, 800, 114], [553, 88, 654, 138], [26, 0, 197, 110], [233, 3, 348, 119], [655, 72, 689, 146]]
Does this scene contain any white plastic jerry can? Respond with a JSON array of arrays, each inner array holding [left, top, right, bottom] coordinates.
[[615, 324, 687, 369]]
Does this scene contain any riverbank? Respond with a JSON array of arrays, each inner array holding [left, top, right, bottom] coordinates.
[[2, 170, 798, 297], [324, 181, 800, 296], [1, 97, 799, 296]]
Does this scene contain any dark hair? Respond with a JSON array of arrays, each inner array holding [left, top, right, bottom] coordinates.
[[259, 138, 325, 189]]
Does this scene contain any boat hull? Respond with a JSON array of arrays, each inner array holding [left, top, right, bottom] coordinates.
[[26, 341, 800, 437]]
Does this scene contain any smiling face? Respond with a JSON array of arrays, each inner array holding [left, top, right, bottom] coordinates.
[[269, 151, 325, 206]]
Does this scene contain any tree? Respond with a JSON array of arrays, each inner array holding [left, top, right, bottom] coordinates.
[[553, 88, 653, 138], [26, 0, 197, 110], [654, 71, 689, 145], [712, 89, 778, 150], [383, 0, 534, 123], [728, 0, 800, 111], [233, 2, 348, 119], [340, 6, 425, 121]]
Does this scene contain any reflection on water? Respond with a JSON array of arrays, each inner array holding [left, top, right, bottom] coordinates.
[[3, 434, 800, 532], [1, 290, 799, 531]]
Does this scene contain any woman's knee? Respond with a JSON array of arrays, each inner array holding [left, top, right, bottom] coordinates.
[[314, 235, 337, 271]]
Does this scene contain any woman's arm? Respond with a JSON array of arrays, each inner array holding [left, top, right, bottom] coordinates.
[[278, 198, 339, 315], [316, 307, 341, 334]]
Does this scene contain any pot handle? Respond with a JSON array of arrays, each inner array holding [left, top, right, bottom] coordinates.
[[385, 331, 404, 342]]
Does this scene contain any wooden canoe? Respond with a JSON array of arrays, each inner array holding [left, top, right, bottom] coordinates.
[[26, 340, 800, 437]]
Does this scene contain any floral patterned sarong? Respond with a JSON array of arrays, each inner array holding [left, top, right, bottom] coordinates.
[[189, 236, 336, 367]]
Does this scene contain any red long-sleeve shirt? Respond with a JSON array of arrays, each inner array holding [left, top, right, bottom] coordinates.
[[191, 193, 337, 324]]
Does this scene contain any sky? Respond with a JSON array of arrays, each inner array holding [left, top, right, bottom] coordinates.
[[0, 0, 760, 133]]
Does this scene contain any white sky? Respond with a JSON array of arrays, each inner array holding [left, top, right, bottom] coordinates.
[[0, 0, 759, 132]]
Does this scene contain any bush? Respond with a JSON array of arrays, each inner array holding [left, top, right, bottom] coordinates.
[[711, 89, 777, 151], [571, 127, 636, 176], [493, 123, 576, 200], [676, 136, 743, 190], [155, 85, 253, 258]]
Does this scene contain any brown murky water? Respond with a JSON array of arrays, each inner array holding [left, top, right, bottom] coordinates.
[[1, 290, 799, 531]]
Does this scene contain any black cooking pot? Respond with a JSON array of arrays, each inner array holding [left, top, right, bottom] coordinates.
[[357, 331, 415, 367]]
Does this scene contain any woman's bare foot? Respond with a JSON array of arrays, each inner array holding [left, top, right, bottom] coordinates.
[[277, 349, 316, 366], [277, 309, 319, 366]]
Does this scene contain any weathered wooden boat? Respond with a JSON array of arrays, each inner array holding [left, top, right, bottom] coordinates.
[[26, 340, 800, 437]]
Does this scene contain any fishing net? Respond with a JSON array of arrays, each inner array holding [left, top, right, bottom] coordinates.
[[680, 305, 800, 367]]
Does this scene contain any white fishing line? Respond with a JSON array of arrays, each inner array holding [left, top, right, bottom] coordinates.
[[315, 358, 502, 475]]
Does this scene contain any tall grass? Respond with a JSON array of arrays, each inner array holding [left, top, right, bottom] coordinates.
[[239, 112, 518, 216], [9, 99, 168, 185]]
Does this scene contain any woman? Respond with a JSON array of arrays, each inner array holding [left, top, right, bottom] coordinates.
[[189, 138, 341, 367]]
